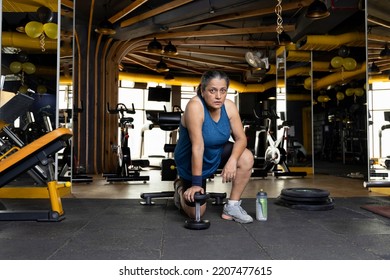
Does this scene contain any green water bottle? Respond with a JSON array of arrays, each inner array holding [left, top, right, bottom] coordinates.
[[256, 190, 267, 221]]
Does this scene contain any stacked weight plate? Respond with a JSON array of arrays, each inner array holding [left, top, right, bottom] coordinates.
[[275, 188, 334, 211]]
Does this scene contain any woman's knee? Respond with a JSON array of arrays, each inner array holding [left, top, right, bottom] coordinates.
[[238, 148, 254, 169]]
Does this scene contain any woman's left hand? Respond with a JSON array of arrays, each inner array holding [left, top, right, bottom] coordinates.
[[221, 159, 237, 183]]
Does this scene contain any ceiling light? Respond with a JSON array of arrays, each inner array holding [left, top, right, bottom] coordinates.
[[147, 37, 163, 54], [379, 44, 390, 59], [95, 19, 116, 35], [156, 59, 169, 73], [306, 0, 330, 19], [164, 41, 178, 55], [368, 62, 381, 74]]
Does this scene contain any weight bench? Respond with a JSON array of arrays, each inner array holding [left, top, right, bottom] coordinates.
[[0, 127, 73, 222]]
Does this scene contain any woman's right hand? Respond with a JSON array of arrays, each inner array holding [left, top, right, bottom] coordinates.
[[183, 186, 204, 203]]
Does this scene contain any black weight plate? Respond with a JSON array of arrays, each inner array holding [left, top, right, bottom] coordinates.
[[277, 196, 334, 205], [275, 197, 335, 211], [280, 193, 330, 203], [279, 196, 334, 206], [290, 201, 334, 211], [281, 188, 330, 198], [184, 219, 210, 230]]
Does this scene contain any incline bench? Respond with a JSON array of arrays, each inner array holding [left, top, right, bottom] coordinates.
[[0, 127, 73, 221]]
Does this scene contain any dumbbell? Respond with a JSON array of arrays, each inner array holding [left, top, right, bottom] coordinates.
[[184, 192, 210, 230]]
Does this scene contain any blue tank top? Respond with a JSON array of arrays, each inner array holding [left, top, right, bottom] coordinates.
[[174, 97, 231, 181]]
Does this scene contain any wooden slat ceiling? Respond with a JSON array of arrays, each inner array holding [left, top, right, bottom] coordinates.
[[3, 0, 390, 86]]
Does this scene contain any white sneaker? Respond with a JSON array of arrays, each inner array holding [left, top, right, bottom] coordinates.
[[221, 200, 253, 223]]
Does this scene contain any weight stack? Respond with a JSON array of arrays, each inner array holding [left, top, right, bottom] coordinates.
[[275, 187, 334, 211]]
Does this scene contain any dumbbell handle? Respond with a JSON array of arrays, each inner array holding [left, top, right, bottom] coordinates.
[[194, 192, 209, 201], [194, 192, 209, 222]]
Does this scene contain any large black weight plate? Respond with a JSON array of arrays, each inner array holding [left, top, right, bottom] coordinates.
[[275, 197, 335, 211], [280, 193, 330, 203], [281, 188, 330, 198], [184, 219, 210, 230], [278, 196, 334, 206], [290, 201, 334, 211]]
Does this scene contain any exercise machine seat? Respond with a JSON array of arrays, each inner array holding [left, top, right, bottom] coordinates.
[[0, 127, 73, 187], [158, 112, 181, 131]]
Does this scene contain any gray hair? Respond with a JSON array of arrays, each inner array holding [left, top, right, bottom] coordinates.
[[197, 70, 230, 95]]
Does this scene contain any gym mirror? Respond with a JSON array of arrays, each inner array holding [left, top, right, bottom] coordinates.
[[284, 46, 313, 172], [296, 6, 367, 178], [58, 1, 75, 182]]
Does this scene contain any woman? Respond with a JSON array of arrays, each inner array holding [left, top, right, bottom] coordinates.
[[174, 70, 254, 223]]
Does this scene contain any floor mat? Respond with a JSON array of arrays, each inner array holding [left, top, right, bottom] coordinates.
[[361, 204, 390, 219]]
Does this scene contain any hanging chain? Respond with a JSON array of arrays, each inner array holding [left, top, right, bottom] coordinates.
[[40, 33, 46, 52], [275, 0, 284, 35]]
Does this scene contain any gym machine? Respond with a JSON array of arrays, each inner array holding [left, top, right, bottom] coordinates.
[[145, 106, 182, 180], [103, 103, 149, 183], [247, 108, 307, 178], [0, 128, 73, 221], [365, 111, 390, 187], [1, 93, 49, 185], [1, 92, 73, 221]]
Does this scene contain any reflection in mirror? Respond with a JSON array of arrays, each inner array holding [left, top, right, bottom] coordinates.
[[57, 1, 75, 182], [284, 46, 313, 170], [365, 0, 390, 188], [59, 2, 74, 128], [293, 8, 367, 178], [239, 51, 278, 179], [241, 46, 306, 178], [1, 0, 59, 186]]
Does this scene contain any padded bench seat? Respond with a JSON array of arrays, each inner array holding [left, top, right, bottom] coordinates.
[[0, 128, 73, 187]]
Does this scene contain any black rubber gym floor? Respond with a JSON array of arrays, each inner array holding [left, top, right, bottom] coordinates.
[[0, 196, 390, 260]]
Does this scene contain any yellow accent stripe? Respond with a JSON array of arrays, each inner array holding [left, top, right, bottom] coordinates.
[[0, 186, 71, 199]]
